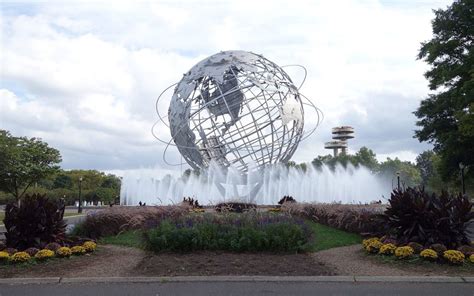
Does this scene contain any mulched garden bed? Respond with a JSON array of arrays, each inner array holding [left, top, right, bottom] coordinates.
[[0, 245, 336, 277], [137, 251, 336, 276]]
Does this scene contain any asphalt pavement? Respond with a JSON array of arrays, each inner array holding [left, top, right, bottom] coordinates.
[[1, 281, 473, 296]]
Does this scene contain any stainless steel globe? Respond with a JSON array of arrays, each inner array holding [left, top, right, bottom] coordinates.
[[166, 50, 307, 173]]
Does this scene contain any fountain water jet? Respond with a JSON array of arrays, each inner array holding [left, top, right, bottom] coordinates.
[[120, 163, 389, 205]]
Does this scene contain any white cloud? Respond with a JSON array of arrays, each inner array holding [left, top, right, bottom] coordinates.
[[0, 0, 450, 171]]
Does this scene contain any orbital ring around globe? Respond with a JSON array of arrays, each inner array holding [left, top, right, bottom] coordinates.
[[152, 50, 323, 170]]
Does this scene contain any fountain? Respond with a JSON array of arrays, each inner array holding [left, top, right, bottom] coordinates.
[[120, 163, 389, 205]]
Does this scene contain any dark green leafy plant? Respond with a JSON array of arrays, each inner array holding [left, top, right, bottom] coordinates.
[[384, 187, 474, 248], [144, 213, 310, 253], [4, 193, 66, 250]]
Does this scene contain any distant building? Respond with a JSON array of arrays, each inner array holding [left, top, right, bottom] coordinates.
[[324, 126, 354, 156]]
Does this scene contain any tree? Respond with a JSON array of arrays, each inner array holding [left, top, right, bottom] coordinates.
[[53, 174, 73, 189], [415, 0, 474, 182], [354, 147, 379, 172], [415, 150, 436, 186], [0, 130, 61, 201], [378, 158, 422, 188]]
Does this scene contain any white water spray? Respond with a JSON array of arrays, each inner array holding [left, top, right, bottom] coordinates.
[[120, 163, 389, 205]]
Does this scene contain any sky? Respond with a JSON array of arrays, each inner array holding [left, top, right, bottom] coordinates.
[[0, 0, 452, 174]]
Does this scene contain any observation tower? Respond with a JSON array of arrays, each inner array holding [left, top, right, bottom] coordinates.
[[324, 126, 354, 156]]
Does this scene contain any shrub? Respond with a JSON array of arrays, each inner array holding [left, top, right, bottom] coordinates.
[[0, 251, 9, 262], [215, 202, 257, 213], [44, 242, 62, 252], [4, 193, 66, 250], [443, 250, 465, 265], [71, 246, 86, 255], [379, 243, 397, 255], [395, 246, 414, 259], [457, 245, 474, 256], [10, 252, 31, 263], [420, 249, 438, 261], [24, 247, 40, 257], [144, 213, 310, 253], [83, 241, 97, 252], [407, 242, 423, 254], [286, 203, 386, 235], [278, 196, 296, 205], [56, 247, 72, 257], [35, 249, 55, 260], [4, 248, 17, 255], [72, 206, 187, 239], [365, 240, 383, 253], [383, 188, 473, 248], [430, 243, 447, 255]]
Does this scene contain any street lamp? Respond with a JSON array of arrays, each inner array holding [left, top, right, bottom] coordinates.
[[78, 177, 83, 214], [459, 163, 466, 195], [396, 172, 401, 191]]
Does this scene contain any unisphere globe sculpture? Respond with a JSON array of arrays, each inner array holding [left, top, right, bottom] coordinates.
[[161, 50, 316, 173]]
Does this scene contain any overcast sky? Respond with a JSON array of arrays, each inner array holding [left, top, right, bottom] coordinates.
[[0, 0, 451, 173]]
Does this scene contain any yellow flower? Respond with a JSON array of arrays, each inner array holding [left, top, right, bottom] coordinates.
[[56, 247, 72, 257], [71, 246, 86, 255], [395, 246, 414, 259], [83, 241, 97, 252], [365, 240, 383, 253], [420, 249, 438, 261], [379, 243, 397, 255], [10, 252, 31, 263], [268, 208, 281, 213], [0, 251, 10, 262], [35, 249, 55, 260], [362, 237, 380, 249], [443, 250, 465, 265], [469, 254, 474, 264]]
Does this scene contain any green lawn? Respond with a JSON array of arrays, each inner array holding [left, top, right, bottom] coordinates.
[[99, 220, 362, 253], [304, 221, 362, 252], [100, 230, 144, 249]]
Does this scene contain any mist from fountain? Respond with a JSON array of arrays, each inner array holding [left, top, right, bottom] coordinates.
[[120, 162, 390, 205]]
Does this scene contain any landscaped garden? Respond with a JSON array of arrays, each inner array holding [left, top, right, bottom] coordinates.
[[0, 186, 473, 278]]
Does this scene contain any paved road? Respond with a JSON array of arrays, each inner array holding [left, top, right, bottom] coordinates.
[[1, 281, 473, 296]]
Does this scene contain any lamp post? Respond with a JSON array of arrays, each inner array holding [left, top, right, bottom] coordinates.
[[459, 163, 466, 195], [78, 177, 83, 214], [396, 172, 401, 191]]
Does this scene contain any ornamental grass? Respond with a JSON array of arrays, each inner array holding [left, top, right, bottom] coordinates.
[[72, 205, 189, 239]]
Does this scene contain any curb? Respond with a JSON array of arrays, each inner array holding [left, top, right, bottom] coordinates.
[[0, 276, 473, 285]]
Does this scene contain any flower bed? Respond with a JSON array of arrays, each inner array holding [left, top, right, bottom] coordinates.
[[0, 241, 97, 265], [362, 237, 474, 266], [284, 203, 386, 235], [144, 213, 311, 253], [72, 205, 189, 239]]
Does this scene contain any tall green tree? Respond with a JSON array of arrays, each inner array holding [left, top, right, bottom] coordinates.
[[0, 130, 62, 200], [415, 0, 474, 182], [378, 158, 422, 188]]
